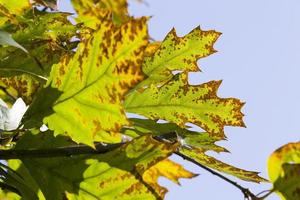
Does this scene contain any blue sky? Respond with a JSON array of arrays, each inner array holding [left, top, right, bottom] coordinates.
[[59, 0, 300, 199]]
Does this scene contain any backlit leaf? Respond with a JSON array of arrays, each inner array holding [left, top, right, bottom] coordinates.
[[71, 0, 129, 28], [10, 132, 178, 199], [268, 142, 300, 200], [137, 27, 220, 88], [0, 10, 76, 78], [44, 18, 148, 146], [0, 0, 30, 26], [143, 159, 197, 198], [125, 73, 245, 139], [180, 148, 266, 183]]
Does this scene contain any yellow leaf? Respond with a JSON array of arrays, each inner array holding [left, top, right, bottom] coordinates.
[[137, 26, 220, 88], [125, 73, 245, 139], [143, 159, 197, 198], [44, 18, 148, 146], [71, 0, 129, 28], [0, 0, 30, 26], [180, 148, 267, 183]]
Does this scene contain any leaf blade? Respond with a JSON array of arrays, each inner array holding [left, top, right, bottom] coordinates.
[[10, 132, 178, 200], [137, 27, 220, 88], [125, 73, 245, 139], [44, 18, 148, 146], [180, 148, 266, 183]]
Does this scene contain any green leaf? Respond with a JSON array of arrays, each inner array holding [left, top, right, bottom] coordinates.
[[136, 26, 220, 88], [0, 161, 38, 200], [0, 11, 76, 78], [0, 30, 28, 53], [43, 18, 148, 146], [10, 132, 177, 200], [71, 0, 129, 28], [180, 147, 266, 183], [125, 73, 245, 139], [273, 163, 300, 200], [268, 142, 300, 200]]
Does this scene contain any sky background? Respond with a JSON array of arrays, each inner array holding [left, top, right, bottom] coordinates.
[[59, 1, 300, 199]]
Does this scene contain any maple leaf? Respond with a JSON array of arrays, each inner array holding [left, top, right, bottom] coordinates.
[[71, 0, 129, 28], [143, 159, 197, 198], [125, 73, 245, 139], [180, 148, 266, 183], [268, 142, 300, 200], [136, 26, 220, 88], [43, 18, 148, 146]]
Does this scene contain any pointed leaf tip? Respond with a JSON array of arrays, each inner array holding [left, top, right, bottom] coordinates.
[[137, 26, 221, 88], [143, 159, 197, 198]]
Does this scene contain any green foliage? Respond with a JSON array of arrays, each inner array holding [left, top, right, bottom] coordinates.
[[10, 132, 177, 199], [268, 142, 300, 200], [0, 0, 297, 199]]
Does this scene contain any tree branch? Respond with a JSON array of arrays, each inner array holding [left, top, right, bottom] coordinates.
[[0, 142, 123, 159]]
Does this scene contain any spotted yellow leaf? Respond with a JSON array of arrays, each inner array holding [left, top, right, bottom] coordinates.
[[143, 159, 197, 198], [71, 0, 128, 28], [180, 148, 266, 183], [44, 18, 148, 146], [125, 73, 245, 139], [137, 26, 220, 88], [0, 75, 40, 104]]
